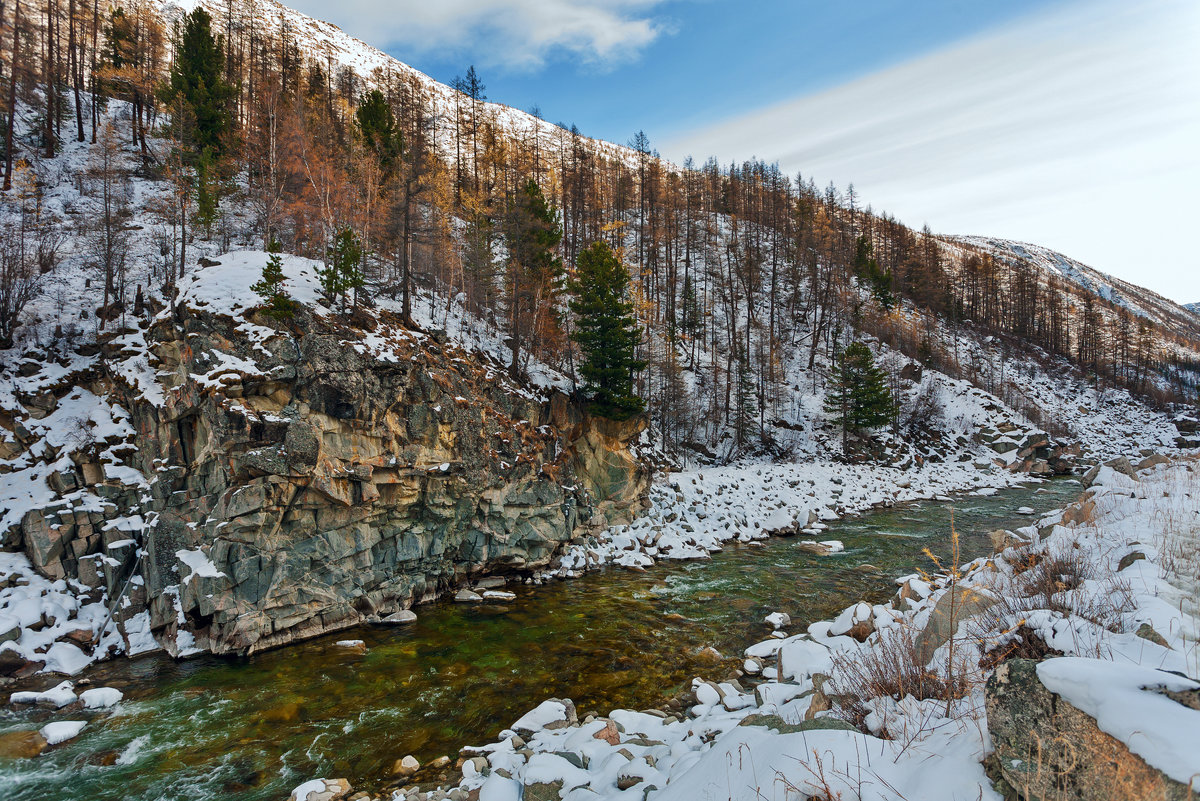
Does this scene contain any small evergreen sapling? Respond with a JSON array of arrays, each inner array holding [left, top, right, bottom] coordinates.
[[250, 239, 298, 319], [320, 227, 366, 309]]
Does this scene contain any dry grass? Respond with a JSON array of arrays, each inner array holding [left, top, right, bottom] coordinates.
[[831, 624, 967, 709]]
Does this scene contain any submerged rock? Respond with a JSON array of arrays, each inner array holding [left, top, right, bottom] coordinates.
[[0, 729, 48, 759]]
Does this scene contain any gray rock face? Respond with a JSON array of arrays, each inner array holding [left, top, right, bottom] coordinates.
[[914, 584, 997, 665], [986, 659, 1193, 801], [14, 305, 650, 657]]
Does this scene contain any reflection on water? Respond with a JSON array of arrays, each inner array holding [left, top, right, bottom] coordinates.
[[0, 480, 1079, 801]]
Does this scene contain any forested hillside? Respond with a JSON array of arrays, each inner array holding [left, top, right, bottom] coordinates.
[[1, 0, 1197, 465]]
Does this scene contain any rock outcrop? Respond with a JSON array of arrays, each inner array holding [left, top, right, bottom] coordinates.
[[9, 303, 650, 657], [986, 659, 1194, 801]]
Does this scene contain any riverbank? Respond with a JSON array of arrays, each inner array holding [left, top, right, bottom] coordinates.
[[293, 455, 1198, 801], [0, 454, 1039, 684], [1, 472, 1082, 800]]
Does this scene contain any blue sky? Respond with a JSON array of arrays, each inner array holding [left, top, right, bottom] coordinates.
[[300, 0, 1072, 149], [289, 0, 1200, 302]]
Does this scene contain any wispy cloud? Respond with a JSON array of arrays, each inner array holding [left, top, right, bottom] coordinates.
[[287, 0, 670, 71], [663, 0, 1200, 302]]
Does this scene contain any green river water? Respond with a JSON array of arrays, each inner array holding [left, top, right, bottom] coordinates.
[[0, 479, 1080, 801]]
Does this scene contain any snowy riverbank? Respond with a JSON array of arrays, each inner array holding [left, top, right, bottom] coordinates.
[[295, 455, 1199, 801], [548, 458, 1038, 576]]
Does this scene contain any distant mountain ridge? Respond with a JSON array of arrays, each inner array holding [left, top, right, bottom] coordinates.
[[947, 235, 1200, 342]]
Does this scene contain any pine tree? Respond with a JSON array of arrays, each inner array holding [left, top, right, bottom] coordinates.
[[320, 227, 366, 309], [733, 351, 757, 448], [569, 241, 646, 420], [250, 239, 297, 319], [825, 342, 894, 447], [194, 149, 219, 234]]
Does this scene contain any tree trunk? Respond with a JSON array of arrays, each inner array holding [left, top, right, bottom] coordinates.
[[3, 0, 18, 191]]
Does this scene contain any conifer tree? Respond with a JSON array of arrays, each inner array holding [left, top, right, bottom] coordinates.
[[250, 239, 297, 319], [506, 178, 563, 377], [163, 7, 234, 159], [320, 227, 366, 310], [569, 241, 645, 420], [825, 341, 894, 448], [356, 89, 399, 171]]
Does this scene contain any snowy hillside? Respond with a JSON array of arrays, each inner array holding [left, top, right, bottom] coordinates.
[[155, 0, 653, 170], [948, 235, 1200, 344]]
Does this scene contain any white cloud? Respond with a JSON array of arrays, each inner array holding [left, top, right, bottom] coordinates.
[[663, 0, 1200, 303], [286, 0, 668, 70]]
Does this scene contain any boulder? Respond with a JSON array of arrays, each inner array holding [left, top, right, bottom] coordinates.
[[988, 529, 1027, 554], [0, 729, 48, 759], [986, 659, 1194, 801], [915, 585, 996, 665], [391, 755, 420, 777], [1137, 454, 1170, 472], [523, 780, 564, 801], [290, 779, 353, 801]]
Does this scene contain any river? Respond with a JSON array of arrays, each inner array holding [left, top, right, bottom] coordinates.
[[0, 478, 1080, 801]]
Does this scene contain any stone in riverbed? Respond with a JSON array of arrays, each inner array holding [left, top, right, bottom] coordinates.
[[381, 610, 417, 624], [455, 589, 483, 603], [39, 721, 86, 746], [392, 755, 420, 777], [291, 778, 353, 801], [481, 590, 516, 602], [764, 611, 790, 628], [0, 729, 49, 759]]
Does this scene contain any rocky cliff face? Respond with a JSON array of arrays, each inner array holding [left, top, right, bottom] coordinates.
[[9, 300, 650, 659]]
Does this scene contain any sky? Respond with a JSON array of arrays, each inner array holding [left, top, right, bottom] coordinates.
[[286, 0, 1200, 303]]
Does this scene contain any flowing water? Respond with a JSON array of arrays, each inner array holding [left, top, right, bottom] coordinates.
[[0, 479, 1080, 801]]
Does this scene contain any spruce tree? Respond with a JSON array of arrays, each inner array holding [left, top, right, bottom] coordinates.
[[506, 178, 563, 377], [569, 241, 646, 420], [320, 228, 366, 310], [250, 239, 297, 319], [825, 341, 894, 447], [356, 89, 400, 171], [163, 7, 234, 159]]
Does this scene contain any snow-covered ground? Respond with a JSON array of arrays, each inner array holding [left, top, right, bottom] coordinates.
[[303, 456, 1199, 801], [551, 459, 1033, 575]]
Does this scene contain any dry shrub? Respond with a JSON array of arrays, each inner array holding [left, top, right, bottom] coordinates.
[[831, 624, 968, 710], [978, 623, 1063, 671]]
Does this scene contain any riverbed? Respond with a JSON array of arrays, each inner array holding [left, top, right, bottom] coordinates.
[[0, 479, 1080, 801]]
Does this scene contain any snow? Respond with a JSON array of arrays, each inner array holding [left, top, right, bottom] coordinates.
[[80, 686, 124, 709], [551, 459, 1032, 578], [511, 700, 570, 733], [39, 720, 87, 745], [175, 548, 226, 582], [345, 456, 1200, 801], [1037, 658, 1200, 788], [290, 779, 328, 801], [10, 680, 77, 708]]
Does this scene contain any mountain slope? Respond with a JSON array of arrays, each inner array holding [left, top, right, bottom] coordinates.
[[948, 235, 1200, 342], [157, 0, 649, 169]]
